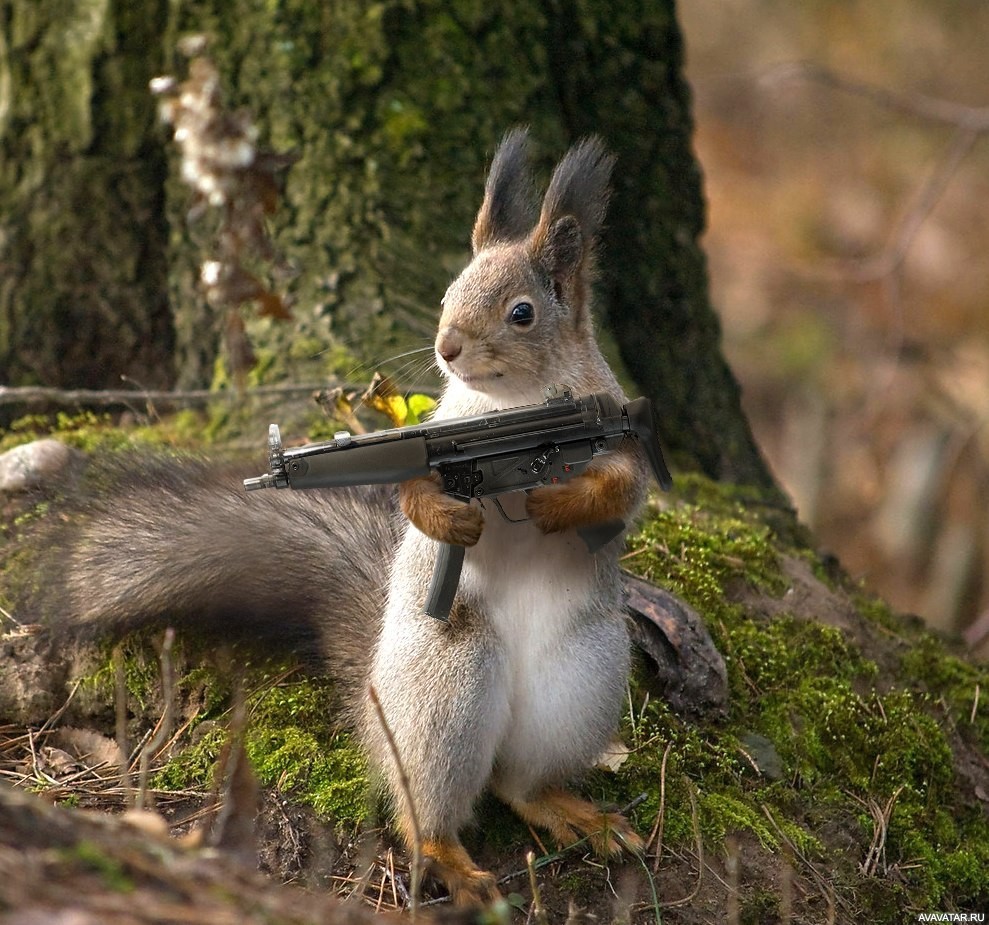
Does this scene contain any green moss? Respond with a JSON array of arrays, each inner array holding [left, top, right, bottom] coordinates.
[[854, 590, 915, 634], [740, 887, 783, 925], [0, 409, 205, 456], [604, 474, 989, 914], [898, 633, 989, 753], [153, 670, 370, 827], [153, 722, 227, 792], [244, 677, 368, 822], [3, 411, 124, 453], [628, 489, 788, 618], [80, 640, 168, 714], [73, 641, 369, 826], [698, 791, 781, 850]]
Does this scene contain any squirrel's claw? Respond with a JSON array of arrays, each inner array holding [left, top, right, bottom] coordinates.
[[590, 811, 645, 858], [501, 786, 644, 860], [422, 837, 502, 907]]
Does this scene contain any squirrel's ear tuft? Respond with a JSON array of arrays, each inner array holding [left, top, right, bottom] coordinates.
[[530, 137, 614, 311], [535, 135, 614, 247], [536, 215, 583, 295], [471, 127, 539, 254]]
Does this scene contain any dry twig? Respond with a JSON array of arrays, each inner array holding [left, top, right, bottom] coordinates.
[[137, 628, 176, 810], [367, 685, 423, 915]]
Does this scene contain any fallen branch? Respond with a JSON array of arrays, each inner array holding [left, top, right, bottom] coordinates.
[[0, 382, 361, 410]]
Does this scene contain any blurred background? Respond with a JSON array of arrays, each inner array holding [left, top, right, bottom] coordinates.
[[678, 0, 989, 651]]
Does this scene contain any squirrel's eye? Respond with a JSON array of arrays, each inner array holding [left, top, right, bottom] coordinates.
[[508, 301, 535, 326]]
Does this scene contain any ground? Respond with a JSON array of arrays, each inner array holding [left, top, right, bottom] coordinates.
[[1, 415, 988, 924]]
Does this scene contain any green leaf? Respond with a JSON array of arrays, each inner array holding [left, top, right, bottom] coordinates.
[[405, 392, 437, 425]]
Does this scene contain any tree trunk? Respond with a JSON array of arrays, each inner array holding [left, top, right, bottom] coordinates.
[[1, 0, 777, 492], [542, 1, 779, 490], [0, 0, 174, 394]]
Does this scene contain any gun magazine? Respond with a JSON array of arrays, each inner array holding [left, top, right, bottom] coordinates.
[[423, 543, 466, 622]]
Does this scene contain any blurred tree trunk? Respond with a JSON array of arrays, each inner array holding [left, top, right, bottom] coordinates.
[[0, 0, 174, 392], [0, 0, 778, 493], [544, 2, 775, 489]]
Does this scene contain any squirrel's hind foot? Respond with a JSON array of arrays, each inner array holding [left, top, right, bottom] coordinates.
[[505, 787, 644, 858], [421, 837, 501, 907]]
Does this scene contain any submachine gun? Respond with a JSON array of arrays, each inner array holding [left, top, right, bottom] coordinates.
[[244, 386, 673, 621]]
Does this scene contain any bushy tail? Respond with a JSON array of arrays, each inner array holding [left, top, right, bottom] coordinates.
[[29, 453, 400, 696]]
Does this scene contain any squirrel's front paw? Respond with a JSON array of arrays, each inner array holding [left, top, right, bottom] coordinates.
[[525, 481, 587, 534], [400, 474, 484, 546], [527, 461, 639, 534]]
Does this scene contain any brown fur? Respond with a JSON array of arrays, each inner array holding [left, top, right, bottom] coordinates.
[[398, 473, 483, 546], [525, 450, 645, 535], [500, 787, 645, 857], [420, 838, 500, 906]]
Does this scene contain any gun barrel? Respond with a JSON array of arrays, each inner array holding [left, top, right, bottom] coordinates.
[[281, 435, 432, 489], [244, 473, 282, 491]]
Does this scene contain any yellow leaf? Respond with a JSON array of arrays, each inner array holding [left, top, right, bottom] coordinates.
[[366, 392, 408, 427], [362, 373, 409, 426]]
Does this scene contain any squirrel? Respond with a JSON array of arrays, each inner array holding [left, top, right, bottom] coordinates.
[[38, 128, 651, 905]]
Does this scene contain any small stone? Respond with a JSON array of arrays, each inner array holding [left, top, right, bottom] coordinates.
[[0, 439, 78, 493], [740, 732, 785, 781], [121, 808, 171, 839]]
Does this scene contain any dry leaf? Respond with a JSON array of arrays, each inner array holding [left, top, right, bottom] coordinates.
[[313, 387, 366, 434], [53, 728, 120, 772], [594, 739, 630, 772]]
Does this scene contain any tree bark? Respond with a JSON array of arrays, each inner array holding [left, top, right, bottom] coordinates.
[[541, 1, 779, 490], [0, 0, 174, 393]]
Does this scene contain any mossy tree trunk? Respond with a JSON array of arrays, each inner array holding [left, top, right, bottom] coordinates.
[[0, 0, 174, 392], [1, 0, 777, 492]]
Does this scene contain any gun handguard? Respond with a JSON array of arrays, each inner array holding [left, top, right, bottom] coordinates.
[[244, 386, 673, 621]]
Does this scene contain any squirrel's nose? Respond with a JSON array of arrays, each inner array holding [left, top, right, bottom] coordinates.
[[436, 328, 463, 363]]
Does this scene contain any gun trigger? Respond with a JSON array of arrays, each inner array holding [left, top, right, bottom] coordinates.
[[491, 495, 530, 525]]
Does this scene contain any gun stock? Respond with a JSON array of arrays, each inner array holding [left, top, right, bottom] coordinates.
[[624, 397, 673, 491]]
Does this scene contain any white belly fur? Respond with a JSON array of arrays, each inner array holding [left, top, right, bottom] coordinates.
[[461, 495, 629, 798]]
